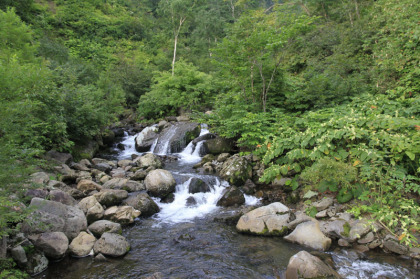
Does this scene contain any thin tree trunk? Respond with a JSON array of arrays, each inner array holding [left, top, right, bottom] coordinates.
[[354, 0, 360, 19], [230, 0, 235, 19], [0, 235, 7, 259], [349, 11, 354, 26], [172, 17, 186, 76]]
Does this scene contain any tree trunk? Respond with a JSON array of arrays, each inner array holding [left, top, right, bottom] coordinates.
[[172, 17, 186, 76], [354, 0, 360, 19], [0, 235, 7, 259]]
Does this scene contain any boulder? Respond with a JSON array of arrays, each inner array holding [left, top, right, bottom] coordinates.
[[93, 232, 130, 257], [71, 162, 90, 171], [135, 126, 159, 152], [192, 133, 216, 145], [284, 221, 331, 251], [312, 197, 334, 211], [77, 180, 102, 193], [134, 153, 162, 169], [319, 219, 349, 240], [219, 156, 252, 186], [30, 172, 50, 185], [88, 220, 122, 238], [347, 219, 371, 242], [104, 206, 141, 225], [73, 140, 99, 160], [123, 193, 160, 217], [188, 177, 211, 194], [285, 251, 340, 279], [236, 202, 291, 236], [144, 169, 176, 198], [93, 163, 113, 173], [102, 129, 115, 146], [203, 136, 233, 155], [186, 196, 197, 206], [153, 122, 200, 153], [118, 159, 133, 168], [130, 169, 148, 181], [32, 232, 69, 260], [22, 198, 87, 240], [102, 178, 145, 192], [383, 235, 409, 255], [69, 232, 96, 257], [25, 189, 49, 200], [45, 150, 73, 165], [11, 245, 48, 276], [49, 189, 77, 206], [216, 186, 245, 207], [94, 189, 129, 207]]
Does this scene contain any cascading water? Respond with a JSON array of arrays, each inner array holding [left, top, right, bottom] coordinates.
[[153, 125, 179, 155], [37, 124, 419, 279]]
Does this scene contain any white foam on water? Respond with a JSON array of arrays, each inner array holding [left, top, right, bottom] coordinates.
[[177, 141, 205, 164], [154, 177, 229, 224], [118, 133, 142, 159]]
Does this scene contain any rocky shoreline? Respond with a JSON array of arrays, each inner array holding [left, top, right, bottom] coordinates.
[[3, 118, 419, 278]]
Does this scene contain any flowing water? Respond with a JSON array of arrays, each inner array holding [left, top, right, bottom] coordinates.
[[36, 126, 419, 279]]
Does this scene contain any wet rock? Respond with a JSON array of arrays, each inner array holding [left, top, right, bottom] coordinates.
[[354, 245, 369, 253], [32, 232, 69, 260], [104, 205, 141, 225], [71, 162, 90, 171], [188, 177, 211, 194], [338, 238, 350, 247], [123, 193, 160, 217], [134, 153, 162, 169], [358, 232, 374, 244], [216, 153, 231, 162], [383, 235, 409, 255], [186, 196, 197, 206], [192, 133, 216, 145], [284, 221, 332, 251], [347, 219, 371, 242], [88, 220, 122, 238], [236, 202, 290, 236], [285, 251, 340, 279], [312, 197, 334, 211], [69, 231, 96, 257], [368, 239, 382, 249], [94, 253, 107, 262], [93, 232, 130, 257], [78, 196, 105, 224], [135, 126, 159, 152], [11, 246, 49, 276], [219, 155, 252, 186], [93, 163, 113, 173], [203, 136, 233, 155], [118, 159, 133, 168], [22, 198, 87, 240], [319, 219, 349, 240], [30, 172, 50, 185], [241, 179, 256, 195], [130, 169, 148, 181], [216, 186, 245, 207], [286, 211, 313, 231], [102, 129, 115, 146], [77, 180, 102, 193], [202, 162, 215, 173], [144, 169, 176, 198], [49, 189, 77, 206], [111, 169, 126, 178], [94, 189, 129, 207]]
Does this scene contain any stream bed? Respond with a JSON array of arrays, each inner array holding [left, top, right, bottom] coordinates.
[[36, 127, 418, 279]]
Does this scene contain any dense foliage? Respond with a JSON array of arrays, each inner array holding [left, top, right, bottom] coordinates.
[[0, 2, 418, 271]]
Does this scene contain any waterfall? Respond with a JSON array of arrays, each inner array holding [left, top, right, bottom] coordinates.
[[153, 125, 178, 155]]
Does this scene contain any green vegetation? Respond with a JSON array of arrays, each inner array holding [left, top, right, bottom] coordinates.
[[0, 2, 419, 273]]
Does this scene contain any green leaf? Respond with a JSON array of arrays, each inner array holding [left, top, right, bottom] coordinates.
[[303, 190, 318, 199], [406, 151, 415, 160]]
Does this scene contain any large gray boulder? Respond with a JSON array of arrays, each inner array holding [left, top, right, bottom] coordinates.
[[144, 169, 176, 198], [203, 136, 233, 155], [284, 221, 332, 251], [123, 193, 160, 217], [103, 206, 141, 225], [135, 126, 159, 152], [94, 189, 129, 207], [44, 150, 73, 165], [22, 198, 87, 240], [188, 177, 211, 194], [153, 122, 200, 154], [30, 172, 50, 185], [216, 186, 245, 207], [285, 251, 340, 279], [49, 189, 77, 206], [69, 231, 96, 257], [93, 232, 130, 257], [77, 179, 102, 193], [134, 153, 162, 169], [88, 220, 122, 238], [32, 232, 69, 260], [219, 155, 252, 186], [78, 196, 105, 224], [236, 202, 291, 236]]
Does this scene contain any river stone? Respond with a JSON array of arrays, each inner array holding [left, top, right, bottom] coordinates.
[[135, 126, 159, 152], [25, 189, 49, 199], [192, 133, 216, 145], [284, 221, 332, 251], [383, 235, 409, 255], [236, 202, 290, 236], [135, 153, 162, 169], [347, 219, 371, 242], [45, 150, 73, 165], [286, 211, 313, 231], [72, 162, 90, 171], [94, 189, 129, 207], [10, 245, 27, 267], [188, 177, 211, 194], [93, 232, 130, 257], [102, 129, 115, 146], [49, 189, 77, 206], [88, 220, 122, 238], [358, 232, 374, 244], [118, 159, 133, 168], [104, 206, 141, 225], [87, 202, 105, 224], [102, 178, 145, 192], [22, 198, 87, 240], [186, 196, 197, 206], [216, 153, 231, 163], [312, 197, 334, 211], [93, 163, 113, 173], [338, 238, 350, 247], [78, 196, 100, 213], [144, 169, 176, 198], [319, 219, 348, 239], [77, 180, 102, 193], [285, 251, 340, 279], [69, 232, 96, 257], [123, 193, 159, 217], [15, 247, 49, 276], [30, 172, 50, 185], [216, 186, 245, 207], [203, 136, 233, 155], [130, 169, 148, 181], [219, 155, 252, 186], [167, 122, 200, 153], [32, 232, 69, 260]]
